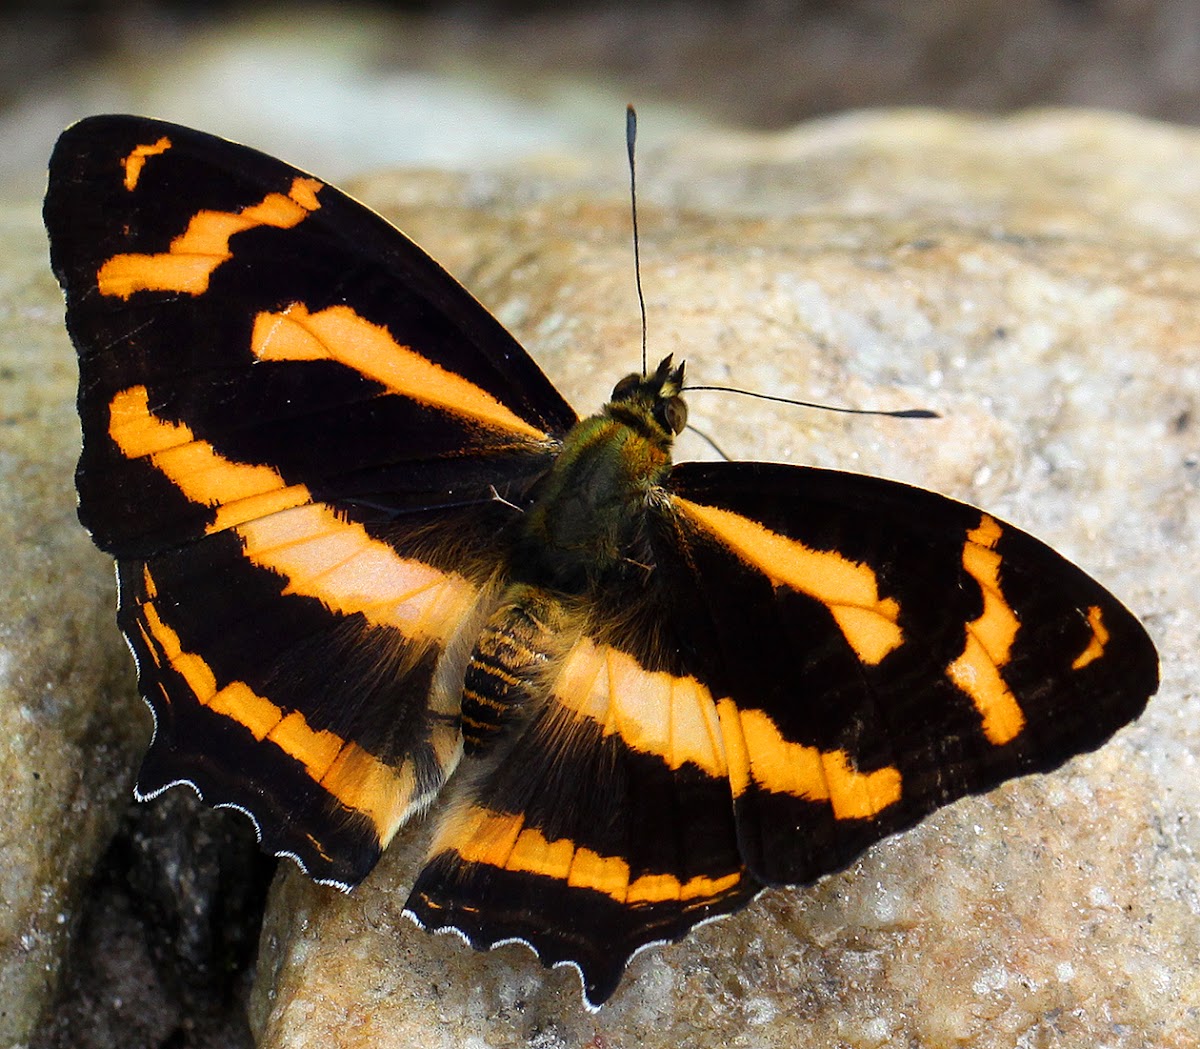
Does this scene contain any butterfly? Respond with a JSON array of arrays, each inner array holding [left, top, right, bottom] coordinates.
[[44, 114, 1159, 1008]]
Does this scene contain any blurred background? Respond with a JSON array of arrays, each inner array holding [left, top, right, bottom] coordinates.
[[4, 0, 1200, 200]]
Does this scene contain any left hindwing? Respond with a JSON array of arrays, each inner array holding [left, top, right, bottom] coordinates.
[[660, 460, 1158, 884], [46, 115, 578, 888]]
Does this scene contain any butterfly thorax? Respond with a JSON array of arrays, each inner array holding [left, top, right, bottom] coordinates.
[[507, 354, 686, 596], [459, 356, 688, 754]]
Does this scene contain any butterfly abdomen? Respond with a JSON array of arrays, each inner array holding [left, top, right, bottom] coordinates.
[[461, 592, 559, 754]]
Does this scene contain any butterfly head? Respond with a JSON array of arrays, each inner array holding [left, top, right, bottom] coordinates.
[[608, 355, 688, 437]]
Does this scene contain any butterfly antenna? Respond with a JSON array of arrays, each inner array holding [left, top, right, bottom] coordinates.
[[627, 104, 648, 376], [685, 423, 733, 461], [683, 384, 939, 419]]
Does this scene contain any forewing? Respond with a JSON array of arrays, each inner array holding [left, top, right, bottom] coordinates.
[[662, 460, 1158, 885], [46, 115, 577, 557]]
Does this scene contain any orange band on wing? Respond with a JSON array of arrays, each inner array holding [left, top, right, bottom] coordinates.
[[676, 497, 903, 665], [108, 386, 310, 529], [716, 699, 902, 819], [430, 805, 743, 906], [109, 385, 478, 646], [945, 515, 1026, 746], [1071, 604, 1109, 670], [250, 303, 547, 440], [137, 568, 411, 845], [547, 637, 900, 821], [550, 638, 728, 776], [122, 136, 171, 191], [98, 176, 323, 298]]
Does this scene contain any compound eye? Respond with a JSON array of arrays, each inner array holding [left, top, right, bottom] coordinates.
[[661, 396, 688, 435], [611, 373, 641, 401]]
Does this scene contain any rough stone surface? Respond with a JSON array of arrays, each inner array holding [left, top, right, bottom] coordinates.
[[9, 2, 1200, 200], [237, 110, 1198, 1047], [0, 209, 148, 1045], [31, 792, 272, 1049]]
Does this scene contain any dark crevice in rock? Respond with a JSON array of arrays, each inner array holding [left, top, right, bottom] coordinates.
[[32, 790, 275, 1049]]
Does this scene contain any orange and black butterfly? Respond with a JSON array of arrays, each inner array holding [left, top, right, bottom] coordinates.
[[45, 115, 1158, 1008]]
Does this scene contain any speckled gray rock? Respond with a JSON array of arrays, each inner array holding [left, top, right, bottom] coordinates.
[[0, 209, 148, 1045], [241, 110, 1198, 1047]]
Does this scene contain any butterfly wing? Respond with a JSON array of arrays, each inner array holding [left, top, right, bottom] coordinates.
[[661, 461, 1157, 884], [46, 115, 577, 887], [407, 648, 760, 1006], [406, 459, 1157, 1004]]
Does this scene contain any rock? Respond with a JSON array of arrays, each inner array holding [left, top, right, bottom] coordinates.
[[242, 110, 1197, 1046], [0, 207, 148, 1045], [32, 793, 273, 1049]]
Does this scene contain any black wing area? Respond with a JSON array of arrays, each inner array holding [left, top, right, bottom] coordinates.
[[660, 460, 1157, 885]]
